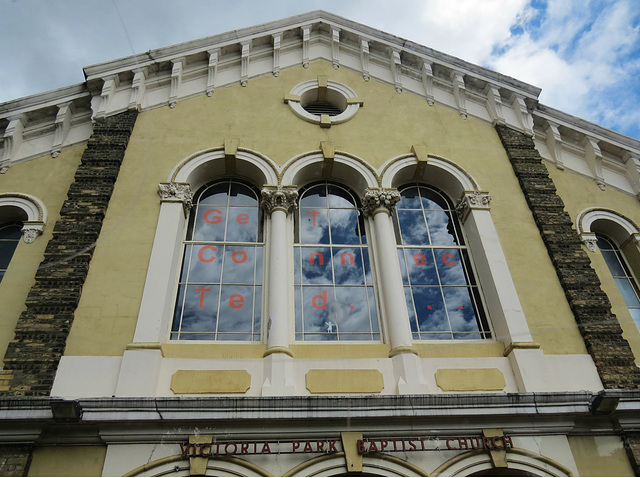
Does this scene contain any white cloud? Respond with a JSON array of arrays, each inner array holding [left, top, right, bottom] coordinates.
[[415, 0, 529, 63]]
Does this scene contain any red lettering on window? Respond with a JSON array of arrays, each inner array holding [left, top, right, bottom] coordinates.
[[307, 210, 321, 226], [203, 209, 222, 224], [413, 253, 427, 266], [340, 252, 355, 266], [229, 294, 244, 309], [232, 250, 248, 263], [312, 290, 328, 309], [195, 286, 211, 308], [443, 253, 457, 266], [237, 214, 249, 224], [197, 245, 217, 263], [310, 252, 324, 265]]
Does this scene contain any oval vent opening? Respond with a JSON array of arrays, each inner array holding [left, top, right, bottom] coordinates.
[[302, 101, 344, 116]]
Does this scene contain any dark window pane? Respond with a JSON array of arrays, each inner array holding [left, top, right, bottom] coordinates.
[[218, 285, 255, 337], [221, 246, 259, 285], [329, 208, 361, 245], [229, 182, 258, 206], [425, 210, 458, 246], [334, 286, 370, 333], [412, 287, 448, 332], [443, 287, 480, 333], [601, 249, 626, 277], [300, 207, 330, 244], [179, 284, 220, 333], [226, 207, 259, 242], [406, 249, 438, 286], [434, 249, 467, 285], [398, 209, 428, 245], [333, 248, 365, 285], [614, 278, 640, 307], [192, 205, 227, 241], [420, 187, 449, 210], [182, 244, 223, 283], [198, 182, 229, 205], [301, 247, 333, 285], [398, 187, 421, 209], [327, 185, 356, 208], [300, 185, 327, 207]]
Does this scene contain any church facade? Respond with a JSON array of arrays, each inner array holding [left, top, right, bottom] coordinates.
[[1, 11, 640, 476]]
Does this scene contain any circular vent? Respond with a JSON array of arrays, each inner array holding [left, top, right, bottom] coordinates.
[[302, 101, 344, 116], [287, 80, 361, 127]]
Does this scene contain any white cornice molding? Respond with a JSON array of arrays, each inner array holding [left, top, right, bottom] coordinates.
[[1, 10, 639, 196]]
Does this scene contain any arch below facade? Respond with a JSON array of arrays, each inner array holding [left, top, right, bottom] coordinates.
[[170, 147, 279, 190], [0, 193, 47, 243], [281, 150, 380, 194], [380, 154, 479, 201], [431, 447, 573, 477], [577, 207, 640, 250]]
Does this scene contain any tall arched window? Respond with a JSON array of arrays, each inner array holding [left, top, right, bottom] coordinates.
[[0, 223, 22, 283], [294, 182, 379, 341], [171, 179, 263, 341], [394, 184, 490, 340], [596, 234, 640, 328]]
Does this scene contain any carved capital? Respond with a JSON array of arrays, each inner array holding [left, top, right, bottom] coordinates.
[[158, 182, 193, 215], [261, 186, 298, 214], [21, 223, 44, 244], [362, 188, 401, 217], [456, 191, 491, 223]]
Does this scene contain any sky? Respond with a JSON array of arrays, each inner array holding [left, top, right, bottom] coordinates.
[[1, 0, 639, 140]]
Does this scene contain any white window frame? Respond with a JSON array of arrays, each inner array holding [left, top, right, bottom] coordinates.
[[133, 148, 278, 344], [381, 154, 534, 347]]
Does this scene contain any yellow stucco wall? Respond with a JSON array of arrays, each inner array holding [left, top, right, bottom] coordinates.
[[28, 445, 107, 477], [0, 146, 83, 360], [548, 165, 640, 361], [64, 60, 584, 357], [569, 435, 634, 476]]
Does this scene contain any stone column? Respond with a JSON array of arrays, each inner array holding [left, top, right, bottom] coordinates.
[[260, 186, 298, 355], [260, 186, 298, 396], [363, 188, 427, 393], [362, 189, 415, 354]]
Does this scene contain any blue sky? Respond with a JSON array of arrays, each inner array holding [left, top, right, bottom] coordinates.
[[1, 0, 639, 139]]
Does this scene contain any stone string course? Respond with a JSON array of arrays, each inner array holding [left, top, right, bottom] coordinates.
[[0, 110, 138, 399], [495, 124, 640, 390]]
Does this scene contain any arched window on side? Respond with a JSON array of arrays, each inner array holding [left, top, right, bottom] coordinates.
[[394, 184, 490, 340], [0, 223, 22, 283], [171, 179, 264, 341], [596, 234, 640, 328], [294, 182, 379, 341]]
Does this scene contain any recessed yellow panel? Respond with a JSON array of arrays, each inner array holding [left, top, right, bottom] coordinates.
[[435, 368, 506, 391], [306, 369, 384, 394], [170, 370, 251, 394]]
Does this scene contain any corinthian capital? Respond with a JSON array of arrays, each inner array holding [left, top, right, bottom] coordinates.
[[455, 190, 491, 223], [261, 186, 298, 214], [362, 188, 401, 217], [158, 182, 193, 215]]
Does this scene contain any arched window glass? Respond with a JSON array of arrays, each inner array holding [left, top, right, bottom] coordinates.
[[0, 223, 22, 283], [171, 180, 263, 341], [394, 184, 490, 340], [596, 234, 640, 327], [294, 182, 379, 341]]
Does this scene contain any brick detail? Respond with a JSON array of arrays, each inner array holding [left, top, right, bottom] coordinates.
[[0, 110, 138, 397], [495, 124, 640, 389], [0, 446, 33, 477]]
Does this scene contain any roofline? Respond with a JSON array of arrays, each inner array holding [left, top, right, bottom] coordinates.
[[82, 10, 541, 99]]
